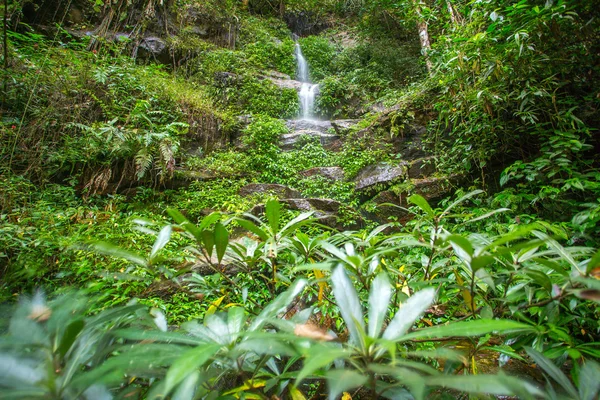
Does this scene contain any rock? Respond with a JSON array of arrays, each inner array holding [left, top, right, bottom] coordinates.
[[286, 119, 332, 134], [283, 120, 339, 150], [299, 167, 345, 181], [408, 157, 436, 179], [282, 198, 342, 213], [354, 163, 408, 191], [361, 175, 462, 224], [259, 76, 303, 91], [239, 183, 302, 199], [262, 70, 291, 80], [331, 119, 360, 134], [281, 131, 339, 150], [362, 190, 410, 224], [282, 198, 362, 230], [214, 71, 239, 86], [137, 36, 170, 63], [284, 11, 331, 36]]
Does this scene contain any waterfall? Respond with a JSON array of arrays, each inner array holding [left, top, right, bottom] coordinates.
[[295, 43, 319, 120]]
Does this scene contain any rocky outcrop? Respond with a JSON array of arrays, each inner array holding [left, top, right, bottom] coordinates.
[[331, 119, 360, 135], [361, 175, 463, 224], [299, 167, 345, 181], [408, 157, 436, 179], [239, 183, 302, 199], [354, 163, 408, 191], [260, 75, 304, 92], [284, 11, 331, 36], [282, 120, 339, 150]]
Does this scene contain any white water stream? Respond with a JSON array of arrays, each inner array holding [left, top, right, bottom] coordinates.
[[295, 43, 319, 120]]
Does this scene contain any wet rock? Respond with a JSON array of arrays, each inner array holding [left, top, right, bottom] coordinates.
[[239, 183, 302, 199], [283, 120, 339, 150], [284, 11, 331, 36], [299, 167, 345, 181], [281, 131, 339, 150], [286, 119, 332, 134], [354, 163, 408, 191], [259, 76, 303, 91], [331, 119, 360, 134]]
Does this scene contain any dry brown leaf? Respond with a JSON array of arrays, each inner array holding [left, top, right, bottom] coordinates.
[[294, 323, 335, 341]]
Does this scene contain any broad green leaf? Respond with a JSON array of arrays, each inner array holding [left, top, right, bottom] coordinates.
[[441, 190, 484, 218], [471, 255, 495, 272], [463, 208, 511, 224], [201, 229, 214, 258], [172, 371, 200, 400], [236, 338, 296, 357], [326, 369, 368, 400], [114, 329, 206, 345], [408, 194, 435, 218], [57, 319, 85, 358], [250, 279, 307, 331], [236, 218, 269, 241], [214, 222, 228, 264], [447, 234, 474, 262], [296, 345, 349, 384], [579, 360, 600, 400], [266, 199, 281, 234], [227, 307, 246, 337], [587, 249, 600, 274], [368, 273, 392, 338], [331, 266, 365, 349], [167, 208, 188, 224], [280, 211, 315, 238], [428, 374, 543, 397], [532, 231, 584, 275], [150, 225, 172, 259], [526, 347, 578, 398], [164, 344, 220, 395], [289, 386, 307, 400], [399, 319, 532, 342], [88, 241, 147, 267], [197, 212, 221, 231], [383, 288, 435, 341]]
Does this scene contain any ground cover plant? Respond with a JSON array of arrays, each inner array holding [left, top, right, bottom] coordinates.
[[1, 0, 599, 398]]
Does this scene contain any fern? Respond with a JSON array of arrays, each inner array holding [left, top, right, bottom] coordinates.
[[135, 149, 153, 180]]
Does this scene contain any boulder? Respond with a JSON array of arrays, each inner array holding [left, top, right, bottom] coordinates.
[[408, 157, 436, 179], [283, 120, 339, 150], [282, 198, 362, 230], [259, 76, 303, 91], [282, 198, 342, 213], [281, 131, 340, 150], [299, 167, 345, 181], [136, 36, 170, 63], [361, 175, 462, 224], [331, 119, 360, 134], [354, 163, 408, 191], [239, 183, 302, 199]]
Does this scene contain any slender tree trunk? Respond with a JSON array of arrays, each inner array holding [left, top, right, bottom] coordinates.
[[3, 0, 8, 104], [446, 0, 463, 25], [413, 1, 433, 74]]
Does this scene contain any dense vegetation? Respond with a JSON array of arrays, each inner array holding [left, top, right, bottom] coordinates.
[[1, 0, 599, 399]]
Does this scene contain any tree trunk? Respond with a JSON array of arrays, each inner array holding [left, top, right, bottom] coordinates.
[[413, 1, 433, 74], [446, 0, 463, 25]]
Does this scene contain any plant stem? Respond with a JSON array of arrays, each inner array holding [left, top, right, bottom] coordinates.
[[2, 0, 8, 105]]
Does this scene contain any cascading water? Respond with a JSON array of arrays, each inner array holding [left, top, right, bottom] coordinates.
[[295, 43, 319, 120]]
